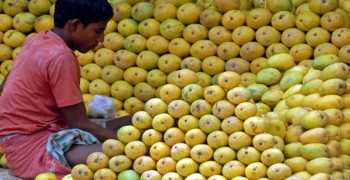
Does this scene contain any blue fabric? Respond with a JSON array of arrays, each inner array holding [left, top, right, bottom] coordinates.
[[46, 128, 99, 167]]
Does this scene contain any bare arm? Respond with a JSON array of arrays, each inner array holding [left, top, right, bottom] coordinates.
[[60, 101, 118, 141]]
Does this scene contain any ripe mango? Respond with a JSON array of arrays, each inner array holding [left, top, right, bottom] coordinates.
[[314, 95, 345, 110], [300, 127, 329, 144], [341, 139, 350, 155], [300, 110, 328, 130], [325, 125, 341, 141], [285, 107, 311, 125], [284, 65, 309, 76], [321, 62, 349, 80], [324, 109, 344, 126], [243, 116, 268, 136], [340, 123, 350, 139], [309, 173, 332, 180], [300, 143, 330, 160], [266, 163, 292, 180], [286, 171, 311, 180], [340, 154, 350, 169], [331, 157, 344, 172], [312, 54, 340, 70], [284, 157, 307, 173], [306, 158, 334, 175], [284, 125, 304, 143], [286, 94, 305, 108], [320, 78, 346, 96], [267, 53, 296, 71], [301, 93, 321, 109], [327, 140, 342, 157], [261, 148, 285, 166]]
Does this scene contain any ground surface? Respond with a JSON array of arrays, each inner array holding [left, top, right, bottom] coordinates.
[[0, 168, 22, 180]]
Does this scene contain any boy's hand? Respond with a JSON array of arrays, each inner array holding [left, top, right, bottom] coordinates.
[[105, 115, 132, 131]]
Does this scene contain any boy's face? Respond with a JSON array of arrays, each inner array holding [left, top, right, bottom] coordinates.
[[72, 20, 107, 53]]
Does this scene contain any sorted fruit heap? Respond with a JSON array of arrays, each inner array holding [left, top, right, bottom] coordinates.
[[1, 0, 350, 179]]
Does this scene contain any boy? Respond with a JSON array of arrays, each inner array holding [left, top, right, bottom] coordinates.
[[0, 0, 131, 179]]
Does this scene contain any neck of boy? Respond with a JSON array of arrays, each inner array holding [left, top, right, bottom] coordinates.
[[52, 27, 74, 51]]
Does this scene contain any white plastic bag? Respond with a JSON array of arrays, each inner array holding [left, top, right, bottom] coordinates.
[[88, 95, 116, 119]]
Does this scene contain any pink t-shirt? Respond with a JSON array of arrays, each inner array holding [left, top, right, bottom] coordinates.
[[0, 31, 83, 135]]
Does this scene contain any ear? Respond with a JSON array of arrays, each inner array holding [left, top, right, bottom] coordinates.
[[66, 19, 84, 32]]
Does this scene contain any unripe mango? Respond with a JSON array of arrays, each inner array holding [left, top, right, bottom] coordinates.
[[284, 142, 303, 158], [279, 72, 304, 91], [255, 68, 282, 86], [312, 54, 340, 70]]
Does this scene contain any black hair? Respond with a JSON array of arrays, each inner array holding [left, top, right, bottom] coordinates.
[[54, 0, 113, 28]]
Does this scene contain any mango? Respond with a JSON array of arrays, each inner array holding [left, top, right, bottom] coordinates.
[[266, 163, 292, 180], [343, 108, 350, 123], [325, 125, 341, 141], [344, 94, 350, 108], [321, 62, 349, 80], [279, 72, 304, 91], [340, 154, 350, 169], [309, 173, 332, 180], [341, 139, 350, 155], [302, 68, 321, 83], [300, 143, 330, 160], [284, 157, 307, 173], [320, 78, 346, 96], [266, 118, 287, 138], [261, 89, 284, 107], [300, 79, 323, 95], [340, 123, 350, 139], [312, 54, 340, 70], [247, 83, 269, 102], [285, 94, 305, 108], [267, 53, 296, 71], [300, 128, 329, 144], [314, 95, 345, 110], [260, 148, 284, 166], [330, 157, 344, 172], [283, 84, 302, 99], [306, 158, 334, 175], [286, 171, 311, 180], [285, 107, 311, 125], [284, 65, 309, 76], [332, 171, 346, 180], [284, 125, 304, 143], [300, 110, 328, 130], [324, 108, 344, 126], [327, 140, 342, 157], [284, 142, 303, 159], [256, 68, 282, 86], [301, 93, 321, 109]]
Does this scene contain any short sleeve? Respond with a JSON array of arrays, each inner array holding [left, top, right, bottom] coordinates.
[[48, 52, 83, 107]]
